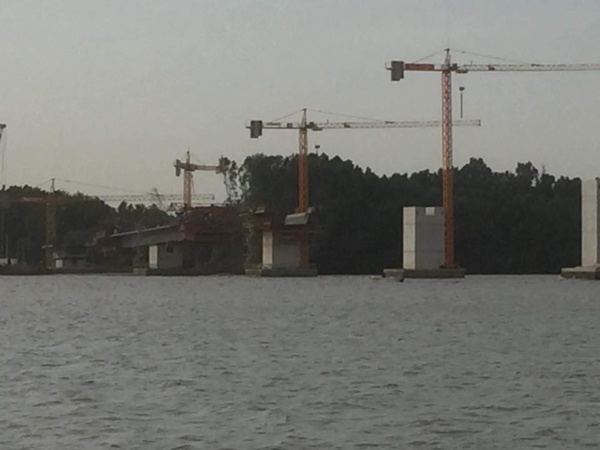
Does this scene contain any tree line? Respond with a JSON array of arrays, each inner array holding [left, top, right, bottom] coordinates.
[[0, 186, 169, 265], [220, 153, 581, 274], [0, 153, 582, 274]]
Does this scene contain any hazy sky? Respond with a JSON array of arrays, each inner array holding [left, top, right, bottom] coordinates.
[[0, 0, 599, 201]]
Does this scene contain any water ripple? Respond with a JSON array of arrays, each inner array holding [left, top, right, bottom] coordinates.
[[1, 274, 599, 448]]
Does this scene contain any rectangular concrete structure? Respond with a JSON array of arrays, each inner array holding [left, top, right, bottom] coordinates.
[[561, 178, 600, 279], [246, 209, 318, 277], [385, 206, 464, 279], [246, 230, 317, 277], [582, 179, 600, 266], [148, 243, 184, 270], [261, 231, 302, 270], [403, 206, 444, 270]]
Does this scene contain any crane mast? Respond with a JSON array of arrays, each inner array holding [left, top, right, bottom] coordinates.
[[298, 109, 309, 214], [387, 49, 600, 269], [297, 110, 310, 265], [441, 49, 455, 267]]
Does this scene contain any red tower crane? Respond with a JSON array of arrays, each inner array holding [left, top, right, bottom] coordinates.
[[387, 49, 600, 269], [174, 151, 219, 210], [248, 109, 481, 267]]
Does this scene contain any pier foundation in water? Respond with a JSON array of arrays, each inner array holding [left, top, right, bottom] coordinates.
[[244, 208, 318, 277], [384, 206, 465, 280]]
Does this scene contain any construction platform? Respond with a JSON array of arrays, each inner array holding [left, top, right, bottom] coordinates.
[[384, 267, 466, 279], [560, 266, 600, 280], [245, 265, 318, 277]]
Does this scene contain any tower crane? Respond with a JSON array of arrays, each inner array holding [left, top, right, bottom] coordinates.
[[174, 151, 220, 210], [248, 109, 481, 267], [387, 49, 600, 269]]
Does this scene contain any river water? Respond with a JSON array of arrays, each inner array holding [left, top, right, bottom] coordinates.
[[0, 275, 599, 449]]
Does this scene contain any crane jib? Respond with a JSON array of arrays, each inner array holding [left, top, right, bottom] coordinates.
[[400, 62, 600, 73]]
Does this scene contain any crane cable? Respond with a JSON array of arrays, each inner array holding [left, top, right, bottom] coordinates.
[[411, 47, 536, 65], [450, 48, 535, 65], [309, 108, 392, 123], [266, 109, 306, 124], [267, 108, 399, 124]]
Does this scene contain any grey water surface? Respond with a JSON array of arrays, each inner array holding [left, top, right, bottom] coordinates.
[[0, 275, 599, 449]]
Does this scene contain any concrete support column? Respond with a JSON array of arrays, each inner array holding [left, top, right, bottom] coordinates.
[[262, 231, 274, 269], [561, 178, 600, 279], [582, 179, 600, 266], [403, 206, 444, 270]]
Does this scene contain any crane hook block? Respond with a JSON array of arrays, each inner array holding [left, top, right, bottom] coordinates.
[[250, 120, 263, 138], [390, 61, 405, 81], [175, 160, 181, 177]]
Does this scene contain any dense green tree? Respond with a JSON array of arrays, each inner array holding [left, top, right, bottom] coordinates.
[[0, 186, 171, 265], [1, 155, 582, 273], [222, 153, 581, 275]]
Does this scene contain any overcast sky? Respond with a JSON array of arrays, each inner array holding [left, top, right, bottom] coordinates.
[[0, 0, 599, 201]]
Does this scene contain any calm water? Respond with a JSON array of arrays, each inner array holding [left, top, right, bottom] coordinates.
[[0, 275, 599, 449]]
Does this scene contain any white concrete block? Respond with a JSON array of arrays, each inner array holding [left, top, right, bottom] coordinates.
[[149, 245, 158, 269], [403, 223, 416, 253], [262, 231, 274, 268], [403, 206, 444, 270], [582, 179, 600, 266]]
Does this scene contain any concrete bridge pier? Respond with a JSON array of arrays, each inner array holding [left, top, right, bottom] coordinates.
[[384, 206, 465, 280], [561, 178, 600, 280]]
